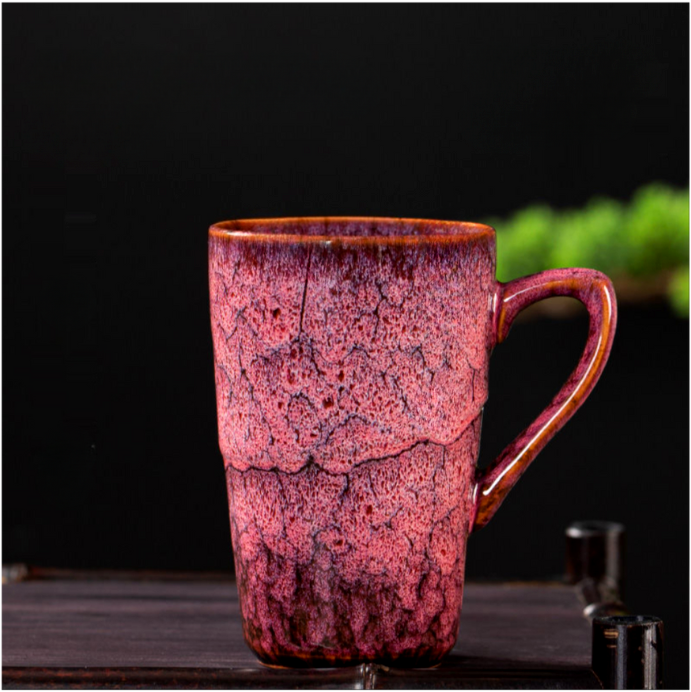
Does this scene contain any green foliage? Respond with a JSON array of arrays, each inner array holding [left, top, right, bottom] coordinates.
[[488, 183, 690, 317], [626, 184, 689, 277], [495, 205, 555, 281], [550, 198, 629, 275], [668, 266, 689, 318]]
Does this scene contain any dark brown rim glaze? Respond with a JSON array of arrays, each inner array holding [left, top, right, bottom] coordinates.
[[209, 217, 495, 245]]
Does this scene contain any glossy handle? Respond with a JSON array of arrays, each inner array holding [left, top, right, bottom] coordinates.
[[472, 268, 617, 532]]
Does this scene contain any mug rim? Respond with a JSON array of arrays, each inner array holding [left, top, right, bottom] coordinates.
[[209, 217, 495, 245]]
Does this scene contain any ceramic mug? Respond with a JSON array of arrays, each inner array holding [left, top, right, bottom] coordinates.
[[208, 217, 617, 667]]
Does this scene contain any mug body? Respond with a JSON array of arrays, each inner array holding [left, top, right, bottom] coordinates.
[[209, 218, 496, 666]]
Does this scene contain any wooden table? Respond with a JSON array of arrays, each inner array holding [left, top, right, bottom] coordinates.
[[3, 572, 600, 689]]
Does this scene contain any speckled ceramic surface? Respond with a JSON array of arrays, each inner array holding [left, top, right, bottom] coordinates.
[[208, 218, 617, 667]]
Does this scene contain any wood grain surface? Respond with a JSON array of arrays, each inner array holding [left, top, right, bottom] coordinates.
[[2, 576, 600, 689]]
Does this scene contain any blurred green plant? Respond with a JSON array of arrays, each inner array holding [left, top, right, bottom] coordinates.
[[488, 183, 690, 317], [668, 266, 689, 318]]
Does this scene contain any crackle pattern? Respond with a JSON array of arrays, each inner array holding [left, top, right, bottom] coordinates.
[[208, 221, 496, 665], [227, 421, 480, 665]]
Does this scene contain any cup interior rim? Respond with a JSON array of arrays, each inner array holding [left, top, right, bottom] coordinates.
[[209, 217, 495, 244]]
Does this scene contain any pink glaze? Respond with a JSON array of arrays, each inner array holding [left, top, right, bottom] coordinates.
[[208, 218, 617, 666], [473, 269, 618, 529]]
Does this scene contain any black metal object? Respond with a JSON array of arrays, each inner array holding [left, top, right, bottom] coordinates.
[[566, 521, 627, 618], [592, 616, 664, 690], [565, 522, 665, 689]]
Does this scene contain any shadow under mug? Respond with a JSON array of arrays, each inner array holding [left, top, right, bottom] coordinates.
[[208, 217, 617, 667]]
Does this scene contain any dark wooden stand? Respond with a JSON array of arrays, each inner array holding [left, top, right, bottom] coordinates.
[[3, 572, 599, 689]]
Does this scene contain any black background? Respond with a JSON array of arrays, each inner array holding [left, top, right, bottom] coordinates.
[[3, 4, 689, 687]]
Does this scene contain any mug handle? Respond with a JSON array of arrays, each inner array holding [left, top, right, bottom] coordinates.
[[472, 268, 617, 532]]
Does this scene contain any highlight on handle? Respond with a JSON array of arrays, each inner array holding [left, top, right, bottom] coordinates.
[[472, 269, 617, 532]]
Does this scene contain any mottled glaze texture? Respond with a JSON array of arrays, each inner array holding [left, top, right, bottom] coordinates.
[[209, 219, 495, 665], [208, 217, 617, 667]]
